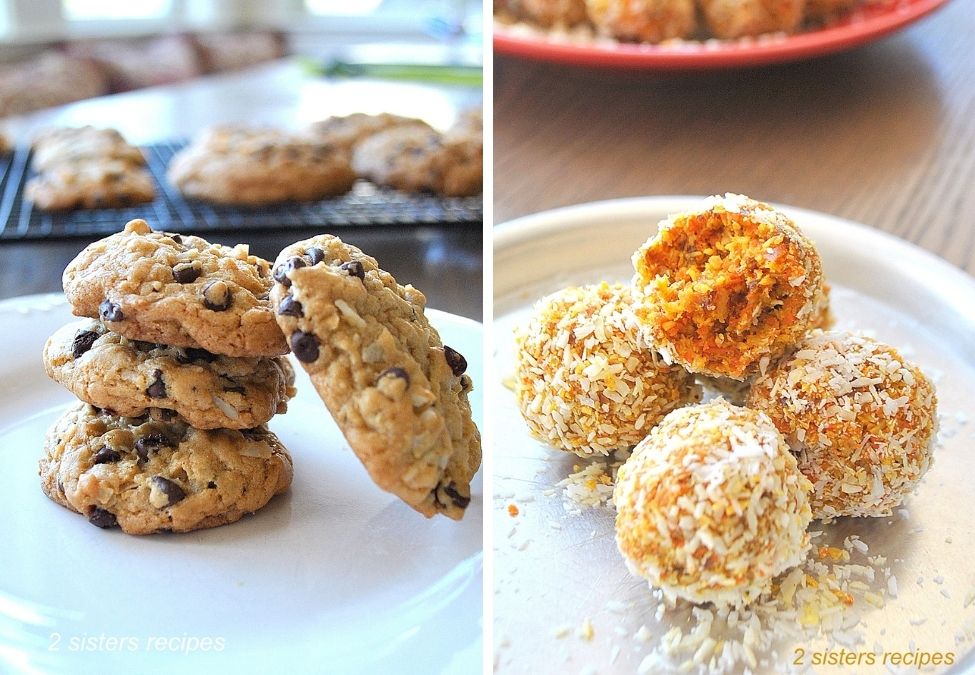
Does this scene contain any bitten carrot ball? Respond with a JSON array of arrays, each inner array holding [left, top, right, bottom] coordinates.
[[697, 281, 833, 404], [514, 282, 701, 457], [584, 0, 697, 43], [631, 193, 824, 381], [614, 399, 812, 606], [698, 0, 804, 40], [747, 331, 938, 519]]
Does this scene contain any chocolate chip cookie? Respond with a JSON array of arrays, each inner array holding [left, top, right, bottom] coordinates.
[[352, 125, 482, 197], [306, 112, 433, 153], [269, 235, 481, 520], [44, 319, 296, 429], [25, 159, 156, 211], [62, 219, 287, 357], [31, 125, 146, 173], [40, 403, 293, 535], [167, 125, 356, 205]]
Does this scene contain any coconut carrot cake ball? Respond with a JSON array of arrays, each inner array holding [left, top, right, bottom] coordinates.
[[698, 0, 804, 39], [514, 282, 700, 457], [804, 0, 859, 22], [508, 0, 589, 26], [614, 399, 812, 606], [631, 193, 824, 381], [585, 0, 696, 43], [747, 331, 938, 519]]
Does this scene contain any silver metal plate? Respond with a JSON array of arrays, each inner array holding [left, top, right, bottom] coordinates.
[[492, 197, 975, 674]]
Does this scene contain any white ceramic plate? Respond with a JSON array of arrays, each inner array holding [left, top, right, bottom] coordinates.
[[492, 197, 975, 673], [0, 295, 482, 675]]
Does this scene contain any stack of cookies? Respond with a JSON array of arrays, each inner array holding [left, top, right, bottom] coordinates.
[[268, 235, 482, 519], [40, 219, 296, 534], [25, 126, 156, 211]]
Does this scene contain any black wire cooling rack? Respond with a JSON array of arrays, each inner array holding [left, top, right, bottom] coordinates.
[[0, 141, 482, 241]]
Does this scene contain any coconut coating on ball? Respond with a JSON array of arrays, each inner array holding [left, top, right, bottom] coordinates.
[[514, 282, 701, 457], [699, 0, 804, 39], [631, 193, 824, 381], [585, 0, 696, 43], [747, 331, 937, 519], [614, 399, 812, 606]]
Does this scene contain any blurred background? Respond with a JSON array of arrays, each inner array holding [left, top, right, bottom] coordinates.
[[493, 0, 975, 279], [0, 0, 484, 319]]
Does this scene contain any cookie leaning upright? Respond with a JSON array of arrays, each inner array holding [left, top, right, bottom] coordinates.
[[62, 219, 287, 357], [270, 236, 481, 520]]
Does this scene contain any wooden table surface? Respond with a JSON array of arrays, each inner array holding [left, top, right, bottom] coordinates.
[[0, 60, 483, 320], [494, 0, 975, 276]]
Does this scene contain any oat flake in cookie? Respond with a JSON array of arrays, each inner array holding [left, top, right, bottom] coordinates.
[[62, 219, 287, 357], [40, 403, 293, 535], [44, 319, 296, 430], [270, 235, 481, 520]]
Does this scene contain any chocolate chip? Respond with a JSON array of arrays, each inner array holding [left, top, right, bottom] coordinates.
[[150, 476, 186, 507], [305, 247, 325, 265], [443, 345, 467, 377], [202, 280, 233, 311], [443, 483, 471, 509], [71, 330, 99, 358], [134, 433, 173, 462], [251, 144, 273, 160], [150, 408, 176, 422], [88, 507, 118, 529], [277, 294, 303, 317], [378, 367, 410, 386], [92, 446, 121, 464], [172, 261, 202, 284], [99, 299, 123, 322], [340, 260, 365, 280], [206, 481, 217, 489], [170, 234, 183, 245], [273, 256, 307, 287], [176, 347, 217, 364], [290, 331, 319, 362], [241, 428, 266, 441], [146, 369, 166, 398]]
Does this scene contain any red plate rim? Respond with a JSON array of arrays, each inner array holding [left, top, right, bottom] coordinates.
[[493, 0, 950, 69]]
